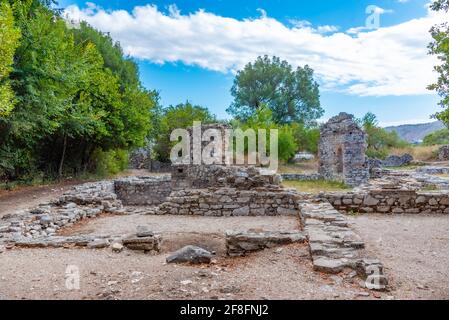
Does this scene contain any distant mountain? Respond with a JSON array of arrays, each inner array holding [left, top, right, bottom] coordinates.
[[384, 121, 446, 143]]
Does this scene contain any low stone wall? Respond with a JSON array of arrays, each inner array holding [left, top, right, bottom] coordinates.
[[171, 165, 281, 190], [322, 189, 449, 214], [300, 201, 388, 290], [417, 166, 449, 175], [157, 187, 304, 216], [114, 176, 171, 206], [1, 181, 123, 243]]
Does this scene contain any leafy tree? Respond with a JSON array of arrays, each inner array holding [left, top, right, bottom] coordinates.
[[358, 113, 409, 159], [428, 0, 449, 124], [1, 1, 156, 180], [153, 102, 217, 161], [0, 2, 21, 117], [290, 123, 320, 154], [423, 128, 449, 145], [227, 55, 323, 125], [233, 104, 298, 162]]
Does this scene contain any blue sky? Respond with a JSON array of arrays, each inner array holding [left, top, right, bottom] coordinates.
[[59, 0, 446, 126]]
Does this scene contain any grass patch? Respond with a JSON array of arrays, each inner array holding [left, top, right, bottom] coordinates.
[[421, 184, 439, 192], [388, 145, 441, 162], [283, 179, 351, 193], [386, 164, 425, 171], [278, 160, 318, 174]]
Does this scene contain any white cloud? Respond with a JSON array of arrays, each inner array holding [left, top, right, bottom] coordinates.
[[64, 3, 448, 97]]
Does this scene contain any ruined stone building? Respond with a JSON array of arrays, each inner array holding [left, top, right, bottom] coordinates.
[[171, 123, 232, 189], [318, 113, 369, 187]]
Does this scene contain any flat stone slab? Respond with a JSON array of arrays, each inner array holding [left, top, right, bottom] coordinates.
[[226, 230, 306, 257], [313, 257, 350, 274], [122, 235, 161, 252], [300, 201, 388, 291]]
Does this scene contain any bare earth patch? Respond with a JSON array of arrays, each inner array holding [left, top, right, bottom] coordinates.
[[350, 214, 449, 300], [0, 244, 370, 300]]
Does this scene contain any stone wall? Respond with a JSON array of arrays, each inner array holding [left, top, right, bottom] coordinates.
[[157, 187, 304, 216], [322, 189, 449, 214], [318, 113, 369, 187], [171, 165, 281, 190], [438, 145, 449, 161], [114, 176, 171, 206]]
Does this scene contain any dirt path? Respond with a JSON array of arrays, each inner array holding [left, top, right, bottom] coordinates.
[[350, 214, 449, 300], [0, 170, 158, 218], [0, 181, 83, 218]]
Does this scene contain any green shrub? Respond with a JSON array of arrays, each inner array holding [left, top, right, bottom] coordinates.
[[358, 112, 409, 159], [290, 123, 320, 154], [423, 128, 449, 146], [92, 149, 129, 177]]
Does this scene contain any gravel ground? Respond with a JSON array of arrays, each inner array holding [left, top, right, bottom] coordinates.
[[350, 214, 449, 300], [0, 244, 373, 300]]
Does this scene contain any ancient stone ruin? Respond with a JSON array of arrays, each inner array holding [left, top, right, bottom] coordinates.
[[7, 118, 449, 299], [318, 113, 369, 187], [438, 145, 449, 161]]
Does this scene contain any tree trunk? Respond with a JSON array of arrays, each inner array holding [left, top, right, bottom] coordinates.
[[58, 134, 67, 178]]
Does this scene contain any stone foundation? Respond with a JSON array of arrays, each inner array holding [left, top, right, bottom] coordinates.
[[323, 189, 449, 214], [157, 187, 303, 216], [300, 201, 388, 290], [114, 176, 171, 206], [171, 165, 281, 190]]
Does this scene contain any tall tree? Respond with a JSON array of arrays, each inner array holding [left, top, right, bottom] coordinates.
[[428, 0, 449, 125], [227, 55, 323, 125], [0, 2, 21, 117], [153, 102, 216, 161]]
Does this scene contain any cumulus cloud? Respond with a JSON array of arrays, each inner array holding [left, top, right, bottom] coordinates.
[[64, 3, 448, 96]]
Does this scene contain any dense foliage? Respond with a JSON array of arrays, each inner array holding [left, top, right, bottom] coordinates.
[[231, 105, 298, 163], [0, 1, 20, 117], [358, 112, 409, 159], [227, 56, 323, 125], [423, 128, 449, 146], [428, 0, 449, 124], [0, 0, 155, 181], [153, 102, 217, 162]]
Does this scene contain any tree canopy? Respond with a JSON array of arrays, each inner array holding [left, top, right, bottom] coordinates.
[[153, 102, 217, 162], [0, 0, 156, 180], [428, 0, 449, 124], [227, 56, 323, 125], [0, 2, 21, 117]]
